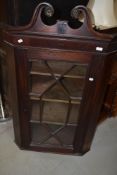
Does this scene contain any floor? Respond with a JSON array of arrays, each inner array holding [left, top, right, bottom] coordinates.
[[0, 118, 117, 175]]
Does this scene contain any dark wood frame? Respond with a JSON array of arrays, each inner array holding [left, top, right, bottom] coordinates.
[[4, 3, 117, 155]]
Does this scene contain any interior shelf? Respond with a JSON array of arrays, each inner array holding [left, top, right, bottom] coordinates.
[[29, 94, 81, 104], [29, 120, 77, 126], [30, 71, 85, 79]]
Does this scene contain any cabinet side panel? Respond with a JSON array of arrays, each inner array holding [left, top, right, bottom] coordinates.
[[5, 44, 22, 146], [74, 54, 112, 154]]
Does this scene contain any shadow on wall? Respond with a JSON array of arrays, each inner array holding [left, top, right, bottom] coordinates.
[[87, 0, 95, 9]]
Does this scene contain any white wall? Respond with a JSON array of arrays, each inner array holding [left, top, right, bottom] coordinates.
[[87, 0, 117, 29]]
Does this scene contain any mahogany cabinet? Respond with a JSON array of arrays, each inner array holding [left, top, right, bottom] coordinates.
[[4, 3, 117, 155]]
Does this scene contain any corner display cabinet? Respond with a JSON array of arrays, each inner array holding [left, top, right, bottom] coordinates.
[[4, 3, 117, 155]]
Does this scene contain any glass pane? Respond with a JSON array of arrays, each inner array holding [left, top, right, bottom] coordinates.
[[31, 75, 54, 95], [48, 61, 74, 75], [31, 60, 50, 74], [31, 100, 40, 121], [43, 83, 69, 100], [69, 104, 80, 124], [62, 78, 85, 97], [43, 102, 68, 124], [67, 64, 87, 77]]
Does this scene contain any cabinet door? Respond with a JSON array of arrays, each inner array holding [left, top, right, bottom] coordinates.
[[29, 59, 88, 150], [15, 48, 90, 153]]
